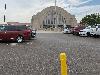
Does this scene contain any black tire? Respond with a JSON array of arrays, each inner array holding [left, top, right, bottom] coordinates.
[[16, 36, 23, 43], [93, 34, 96, 38], [76, 32, 79, 36], [87, 32, 90, 36], [72, 32, 75, 35], [93, 34, 99, 38]]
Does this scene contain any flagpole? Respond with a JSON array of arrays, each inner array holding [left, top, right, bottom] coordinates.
[[4, 3, 6, 23]]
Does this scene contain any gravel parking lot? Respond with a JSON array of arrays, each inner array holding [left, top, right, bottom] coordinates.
[[0, 32, 100, 75]]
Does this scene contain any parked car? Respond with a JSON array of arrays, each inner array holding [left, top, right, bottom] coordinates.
[[0, 24, 36, 43], [91, 25, 100, 37], [63, 24, 72, 34], [63, 27, 71, 34], [79, 26, 93, 36], [72, 26, 85, 35]]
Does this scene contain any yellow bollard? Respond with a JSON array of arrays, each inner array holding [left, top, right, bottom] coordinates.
[[60, 53, 68, 75]]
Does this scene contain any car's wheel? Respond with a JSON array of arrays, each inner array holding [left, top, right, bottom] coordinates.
[[76, 32, 79, 36], [87, 32, 90, 36], [72, 32, 75, 35], [93, 34, 99, 38], [16, 36, 23, 43]]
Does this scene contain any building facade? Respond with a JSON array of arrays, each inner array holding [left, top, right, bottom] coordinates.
[[31, 6, 77, 30]]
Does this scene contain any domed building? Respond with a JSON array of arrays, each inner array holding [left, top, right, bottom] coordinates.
[[31, 6, 77, 30]]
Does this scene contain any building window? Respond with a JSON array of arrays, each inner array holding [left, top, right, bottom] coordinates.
[[48, 19, 50, 24], [54, 18, 56, 24], [59, 14, 61, 21], [65, 20, 66, 23], [46, 20, 47, 24], [62, 16, 64, 22], [51, 20, 53, 24], [64, 18, 65, 24]]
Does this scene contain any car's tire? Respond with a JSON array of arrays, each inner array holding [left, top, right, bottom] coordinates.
[[72, 32, 75, 35], [16, 36, 23, 43], [87, 32, 90, 36], [93, 34, 99, 38], [76, 32, 79, 36]]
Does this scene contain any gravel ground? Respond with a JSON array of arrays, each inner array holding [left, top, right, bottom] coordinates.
[[0, 33, 100, 75]]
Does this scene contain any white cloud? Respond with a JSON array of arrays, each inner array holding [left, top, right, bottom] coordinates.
[[78, 0, 93, 6], [68, 5, 100, 23], [68, 0, 80, 4]]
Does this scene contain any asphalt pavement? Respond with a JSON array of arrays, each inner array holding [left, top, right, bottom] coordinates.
[[0, 32, 100, 75]]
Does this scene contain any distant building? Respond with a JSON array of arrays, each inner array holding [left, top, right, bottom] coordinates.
[[31, 6, 77, 30]]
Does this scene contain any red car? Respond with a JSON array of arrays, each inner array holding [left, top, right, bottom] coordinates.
[[0, 24, 36, 43], [72, 26, 85, 35]]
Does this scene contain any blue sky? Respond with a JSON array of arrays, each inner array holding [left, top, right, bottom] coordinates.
[[0, 0, 100, 23], [83, 0, 100, 6]]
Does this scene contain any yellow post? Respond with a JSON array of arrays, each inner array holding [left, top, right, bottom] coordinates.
[[60, 53, 68, 75]]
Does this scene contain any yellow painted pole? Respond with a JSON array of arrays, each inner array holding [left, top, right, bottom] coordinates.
[[60, 53, 68, 75]]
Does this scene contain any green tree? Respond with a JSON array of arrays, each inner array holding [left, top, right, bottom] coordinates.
[[80, 13, 100, 26]]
